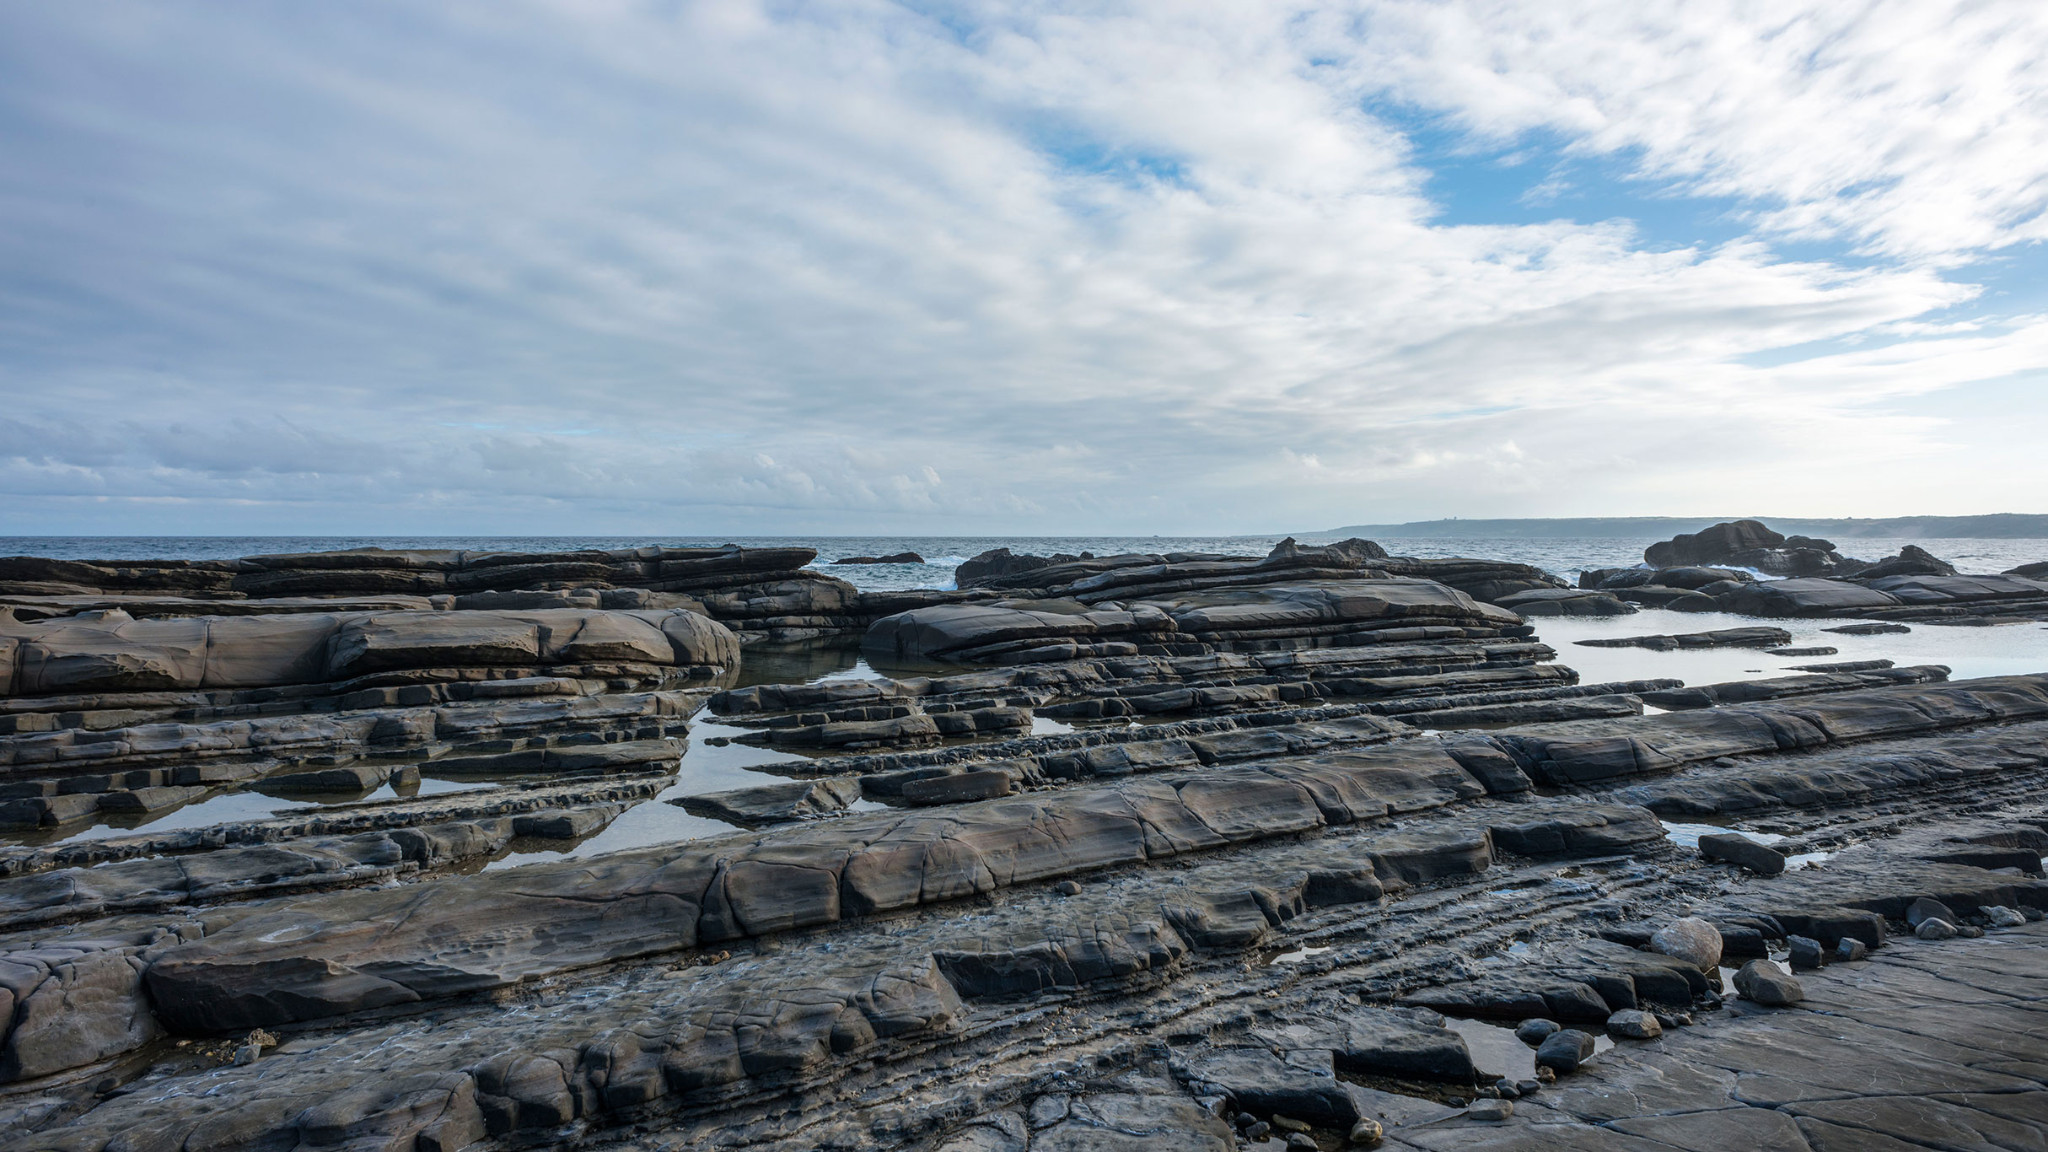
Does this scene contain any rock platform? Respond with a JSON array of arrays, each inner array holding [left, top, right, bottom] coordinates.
[[0, 541, 2042, 1151]]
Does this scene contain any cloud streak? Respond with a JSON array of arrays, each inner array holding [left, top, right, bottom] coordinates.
[[0, 1, 2043, 535]]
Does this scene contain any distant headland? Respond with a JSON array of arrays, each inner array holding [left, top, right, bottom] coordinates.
[[1313, 514, 2048, 539]]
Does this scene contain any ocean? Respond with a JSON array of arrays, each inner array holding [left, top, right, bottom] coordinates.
[[5, 533, 2045, 591]]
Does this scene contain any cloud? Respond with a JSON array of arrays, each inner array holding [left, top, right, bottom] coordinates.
[[0, 1, 2043, 535]]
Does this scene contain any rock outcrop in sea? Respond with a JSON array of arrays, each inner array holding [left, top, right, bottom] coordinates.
[[1, 530, 2046, 1151]]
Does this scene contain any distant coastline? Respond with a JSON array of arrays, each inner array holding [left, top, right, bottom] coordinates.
[[1313, 514, 2048, 540]]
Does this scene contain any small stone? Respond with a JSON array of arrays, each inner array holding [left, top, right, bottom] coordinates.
[[1733, 959, 1803, 1006], [1053, 880, 1082, 896], [1446, 1097, 1466, 1108], [246, 1028, 279, 1049], [1467, 1098, 1513, 1122], [1916, 918, 1957, 941], [1985, 905, 2027, 928], [1287, 1135, 1319, 1150], [231, 1044, 261, 1066], [1606, 1009, 1662, 1040], [1787, 935, 1826, 970], [1534, 1066, 1556, 1084], [1515, 1018, 1561, 1046], [1958, 925, 1985, 939], [1650, 917, 1724, 972], [1028, 1094, 1070, 1129], [1348, 1117, 1385, 1145], [1653, 1013, 1680, 1030], [1835, 937, 1869, 962], [1494, 1079, 1519, 1099], [1196, 1095, 1228, 1117], [1245, 1121, 1271, 1140], [1515, 1078, 1542, 1096], [1906, 897, 1957, 929], [2025, 907, 2046, 923], [1534, 1028, 1597, 1073], [1272, 1115, 1311, 1134]]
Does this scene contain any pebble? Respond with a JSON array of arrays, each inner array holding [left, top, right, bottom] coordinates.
[[1985, 906, 2028, 928], [231, 1044, 261, 1066], [1515, 1018, 1561, 1046], [1494, 1079, 1520, 1099], [1287, 1135, 1318, 1150], [1244, 1120, 1270, 1140], [1348, 1117, 1384, 1145], [1916, 918, 1958, 941], [1835, 938, 1870, 962], [1272, 1115, 1311, 1133], [1515, 1078, 1543, 1096], [1053, 880, 1082, 896], [1958, 925, 1985, 938], [1606, 1009, 1662, 1040], [1787, 935, 1827, 970]]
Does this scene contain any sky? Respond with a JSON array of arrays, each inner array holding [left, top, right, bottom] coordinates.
[[2, 1, 2045, 536]]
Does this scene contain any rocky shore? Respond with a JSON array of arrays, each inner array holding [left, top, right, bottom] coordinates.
[[0, 524, 2044, 1151]]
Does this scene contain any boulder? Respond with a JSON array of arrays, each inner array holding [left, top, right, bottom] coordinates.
[[1532, 1029, 1596, 1073], [1514, 1019, 1559, 1047], [1698, 833, 1787, 876], [1335, 1007, 1475, 1081], [1605, 1010, 1661, 1040], [1649, 918, 1722, 972], [1851, 545, 1957, 580], [1905, 896, 1957, 928], [1732, 960, 1802, 1006], [1177, 1048, 1365, 1128]]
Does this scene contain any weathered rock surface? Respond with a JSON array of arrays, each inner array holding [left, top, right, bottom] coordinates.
[[1, 538, 2045, 1152]]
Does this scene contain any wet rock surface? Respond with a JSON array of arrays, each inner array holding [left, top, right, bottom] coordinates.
[[0, 542, 2044, 1151]]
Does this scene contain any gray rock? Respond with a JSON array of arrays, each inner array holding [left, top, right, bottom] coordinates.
[[1650, 917, 1723, 972], [1787, 935, 1827, 970], [1732, 959, 1803, 1005], [1348, 1118, 1384, 1145], [1465, 1098, 1513, 1121], [1916, 918, 1958, 940], [1985, 905, 2027, 928], [1178, 1048, 1364, 1128], [1514, 1018, 1561, 1046], [1906, 896, 1957, 928], [1698, 832, 1787, 876], [1835, 937, 1870, 961], [1028, 1094, 1070, 1129], [1336, 1006, 1475, 1081], [1605, 1009, 1662, 1040], [1534, 1028, 1597, 1073]]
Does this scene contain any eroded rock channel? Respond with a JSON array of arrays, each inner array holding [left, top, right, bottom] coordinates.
[[1, 530, 2045, 1150]]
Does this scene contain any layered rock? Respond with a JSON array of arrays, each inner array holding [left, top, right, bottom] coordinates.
[[1642, 519, 1854, 576], [3, 536, 2047, 1152], [953, 538, 1564, 606], [864, 579, 1527, 667], [1, 546, 860, 644]]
